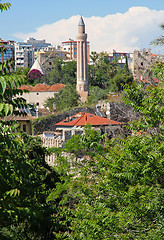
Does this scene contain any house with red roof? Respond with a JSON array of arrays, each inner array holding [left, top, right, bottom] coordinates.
[[139, 76, 161, 85], [18, 83, 65, 108], [55, 112, 124, 141]]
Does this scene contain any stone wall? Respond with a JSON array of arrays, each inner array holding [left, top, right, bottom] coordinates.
[[132, 48, 159, 81]]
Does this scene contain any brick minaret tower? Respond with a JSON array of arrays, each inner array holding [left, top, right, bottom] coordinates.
[[76, 16, 88, 103]]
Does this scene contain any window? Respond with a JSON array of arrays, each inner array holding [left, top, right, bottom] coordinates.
[[23, 124, 26, 132], [36, 92, 39, 95], [36, 102, 39, 106]]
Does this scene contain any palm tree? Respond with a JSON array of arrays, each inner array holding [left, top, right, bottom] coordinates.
[[151, 24, 164, 46], [0, 1, 11, 12]]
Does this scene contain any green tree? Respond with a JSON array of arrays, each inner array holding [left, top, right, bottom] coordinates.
[[0, 3, 62, 239], [88, 85, 108, 105], [151, 25, 164, 83], [0, 47, 61, 240], [0, 131, 61, 239], [44, 84, 79, 111], [40, 59, 77, 86], [111, 68, 133, 92], [62, 60, 77, 85], [0, 1, 11, 12], [40, 57, 63, 85], [88, 52, 133, 91], [48, 79, 164, 239]]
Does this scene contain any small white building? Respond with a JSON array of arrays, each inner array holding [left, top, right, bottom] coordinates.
[[19, 83, 65, 108], [55, 112, 124, 141]]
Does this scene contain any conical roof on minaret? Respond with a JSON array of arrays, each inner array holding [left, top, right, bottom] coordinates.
[[78, 16, 85, 26], [30, 58, 44, 75]]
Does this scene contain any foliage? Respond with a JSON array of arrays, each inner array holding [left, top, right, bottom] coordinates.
[[40, 59, 77, 86], [87, 85, 108, 105], [15, 67, 30, 76], [111, 68, 133, 92], [123, 83, 164, 134], [0, 129, 60, 239], [0, 4, 62, 238], [89, 52, 133, 91], [0, 1, 11, 12], [28, 69, 43, 84], [151, 24, 164, 46], [62, 60, 77, 85], [0, 52, 28, 117], [44, 84, 79, 111], [0, 53, 61, 239], [40, 51, 133, 94], [47, 78, 164, 239], [152, 60, 164, 83]]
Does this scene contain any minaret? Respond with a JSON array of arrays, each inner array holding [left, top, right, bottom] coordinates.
[[76, 16, 88, 103]]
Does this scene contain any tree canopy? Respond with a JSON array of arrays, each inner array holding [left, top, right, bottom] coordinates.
[[44, 84, 79, 112], [39, 58, 77, 86], [0, 4, 61, 238], [48, 77, 164, 239], [89, 52, 133, 91]]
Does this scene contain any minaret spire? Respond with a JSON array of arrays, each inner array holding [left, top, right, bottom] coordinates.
[[76, 16, 88, 103]]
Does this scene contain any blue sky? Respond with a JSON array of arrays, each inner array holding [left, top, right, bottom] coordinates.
[[1, 0, 164, 53]]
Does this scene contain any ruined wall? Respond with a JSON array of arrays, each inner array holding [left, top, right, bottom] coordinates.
[[132, 48, 158, 81]]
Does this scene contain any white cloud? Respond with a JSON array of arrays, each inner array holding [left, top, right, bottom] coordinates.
[[14, 7, 164, 53]]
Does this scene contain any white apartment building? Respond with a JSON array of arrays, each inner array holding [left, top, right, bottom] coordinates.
[[15, 42, 35, 69]]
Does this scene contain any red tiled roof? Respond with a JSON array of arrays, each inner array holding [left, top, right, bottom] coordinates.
[[55, 112, 123, 127], [18, 83, 65, 92], [140, 76, 160, 84], [0, 39, 7, 43], [153, 78, 160, 83], [18, 85, 34, 91], [31, 83, 50, 92], [141, 78, 149, 84], [151, 53, 158, 57], [48, 83, 65, 91], [5, 115, 34, 121]]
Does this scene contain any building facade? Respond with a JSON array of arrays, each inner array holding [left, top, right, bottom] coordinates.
[[15, 42, 35, 69], [62, 39, 90, 63], [15, 38, 53, 69], [107, 50, 132, 69], [26, 38, 52, 51], [0, 39, 15, 63], [36, 48, 67, 73], [76, 16, 89, 103], [132, 48, 159, 82], [19, 83, 65, 108]]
